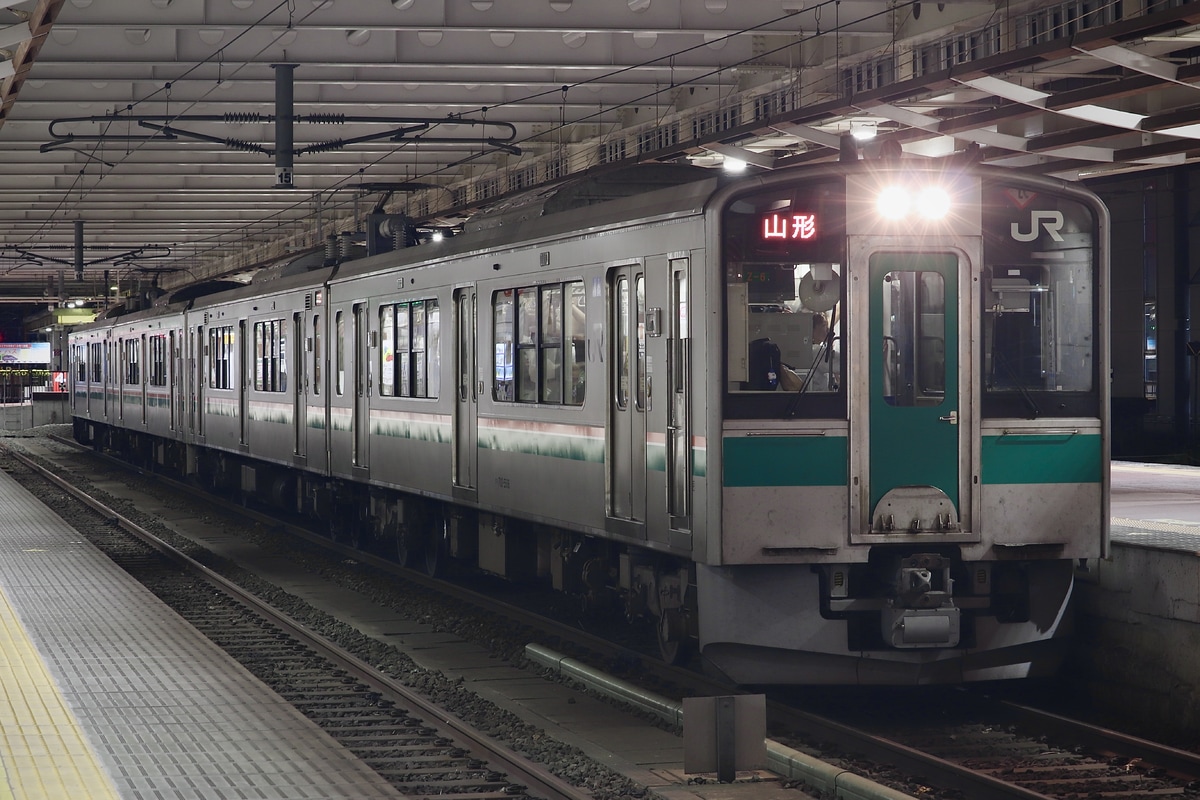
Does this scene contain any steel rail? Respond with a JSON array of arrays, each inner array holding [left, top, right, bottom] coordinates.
[[9, 447, 593, 800], [43, 436, 1199, 800]]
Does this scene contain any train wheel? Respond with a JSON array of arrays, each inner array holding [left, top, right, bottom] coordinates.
[[657, 607, 692, 665], [395, 530, 421, 568], [343, 524, 364, 551], [328, 509, 365, 549]]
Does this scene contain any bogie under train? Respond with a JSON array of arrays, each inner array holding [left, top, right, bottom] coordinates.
[[71, 155, 1109, 684]]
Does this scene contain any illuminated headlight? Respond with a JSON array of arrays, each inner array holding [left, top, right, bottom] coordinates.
[[876, 186, 910, 220], [917, 186, 951, 219], [875, 184, 952, 221]]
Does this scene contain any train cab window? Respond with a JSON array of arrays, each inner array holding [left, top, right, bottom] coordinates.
[[492, 281, 585, 405], [724, 262, 844, 419], [980, 185, 1098, 418], [721, 178, 846, 419], [379, 300, 439, 399]]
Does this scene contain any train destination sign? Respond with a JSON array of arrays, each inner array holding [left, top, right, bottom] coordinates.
[[761, 211, 817, 241]]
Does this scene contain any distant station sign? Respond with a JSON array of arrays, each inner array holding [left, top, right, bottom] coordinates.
[[0, 343, 51, 364]]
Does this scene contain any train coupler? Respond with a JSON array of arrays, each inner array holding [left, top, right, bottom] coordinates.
[[882, 605, 961, 648]]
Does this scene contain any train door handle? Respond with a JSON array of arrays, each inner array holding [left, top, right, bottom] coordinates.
[[939, 411, 958, 425]]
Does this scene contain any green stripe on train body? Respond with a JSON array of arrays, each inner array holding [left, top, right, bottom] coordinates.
[[722, 435, 847, 487], [981, 433, 1102, 484], [479, 425, 605, 463]]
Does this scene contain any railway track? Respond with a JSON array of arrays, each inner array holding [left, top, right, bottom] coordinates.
[[764, 687, 1200, 800], [10, 430, 1200, 800], [0, 443, 602, 800]]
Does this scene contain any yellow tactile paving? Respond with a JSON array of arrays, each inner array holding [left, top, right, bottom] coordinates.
[[0, 584, 119, 800]]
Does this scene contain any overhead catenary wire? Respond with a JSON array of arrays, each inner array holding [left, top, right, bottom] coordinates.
[[24, 0, 920, 280]]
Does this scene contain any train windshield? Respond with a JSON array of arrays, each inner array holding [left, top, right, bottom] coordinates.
[[721, 179, 847, 419], [981, 184, 1099, 418]]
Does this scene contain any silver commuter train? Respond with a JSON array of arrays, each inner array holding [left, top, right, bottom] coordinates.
[[70, 155, 1110, 685]]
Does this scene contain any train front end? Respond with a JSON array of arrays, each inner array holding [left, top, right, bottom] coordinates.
[[700, 161, 1108, 684]]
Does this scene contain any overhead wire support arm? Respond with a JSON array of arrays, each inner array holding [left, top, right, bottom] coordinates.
[[136, 120, 271, 155], [41, 113, 521, 157]]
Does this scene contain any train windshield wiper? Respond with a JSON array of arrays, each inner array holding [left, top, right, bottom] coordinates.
[[994, 350, 1040, 419]]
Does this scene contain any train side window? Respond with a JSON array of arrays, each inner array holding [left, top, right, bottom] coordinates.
[[413, 302, 428, 396], [253, 319, 286, 392], [426, 300, 440, 399], [493, 290, 515, 401], [149, 335, 167, 387], [380, 300, 439, 399], [540, 285, 563, 404], [208, 326, 234, 390], [397, 305, 411, 394], [75, 344, 85, 382], [492, 282, 584, 405], [123, 339, 140, 385], [336, 311, 345, 396], [516, 288, 538, 403], [379, 306, 396, 396], [565, 281, 586, 405], [89, 342, 102, 382]]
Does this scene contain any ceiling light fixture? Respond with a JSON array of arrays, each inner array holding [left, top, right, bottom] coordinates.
[[849, 121, 877, 141]]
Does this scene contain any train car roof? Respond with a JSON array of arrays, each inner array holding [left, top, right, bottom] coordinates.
[[332, 164, 724, 284]]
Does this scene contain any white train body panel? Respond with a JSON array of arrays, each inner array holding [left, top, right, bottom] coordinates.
[[69, 161, 1109, 684]]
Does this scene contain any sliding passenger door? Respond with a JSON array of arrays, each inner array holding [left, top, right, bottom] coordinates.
[[293, 312, 306, 459], [170, 331, 180, 432], [142, 335, 149, 426], [666, 259, 691, 534], [609, 265, 647, 534], [193, 326, 204, 438], [353, 302, 370, 469], [239, 320, 249, 446], [453, 288, 477, 495], [309, 307, 329, 471]]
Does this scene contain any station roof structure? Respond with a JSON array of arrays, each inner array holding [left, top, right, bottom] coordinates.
[[1, 0, 1199, 310]]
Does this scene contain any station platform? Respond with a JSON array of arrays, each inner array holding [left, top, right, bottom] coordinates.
[[0, 466, 404, 800], [1075, 461, 1200, 741]]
